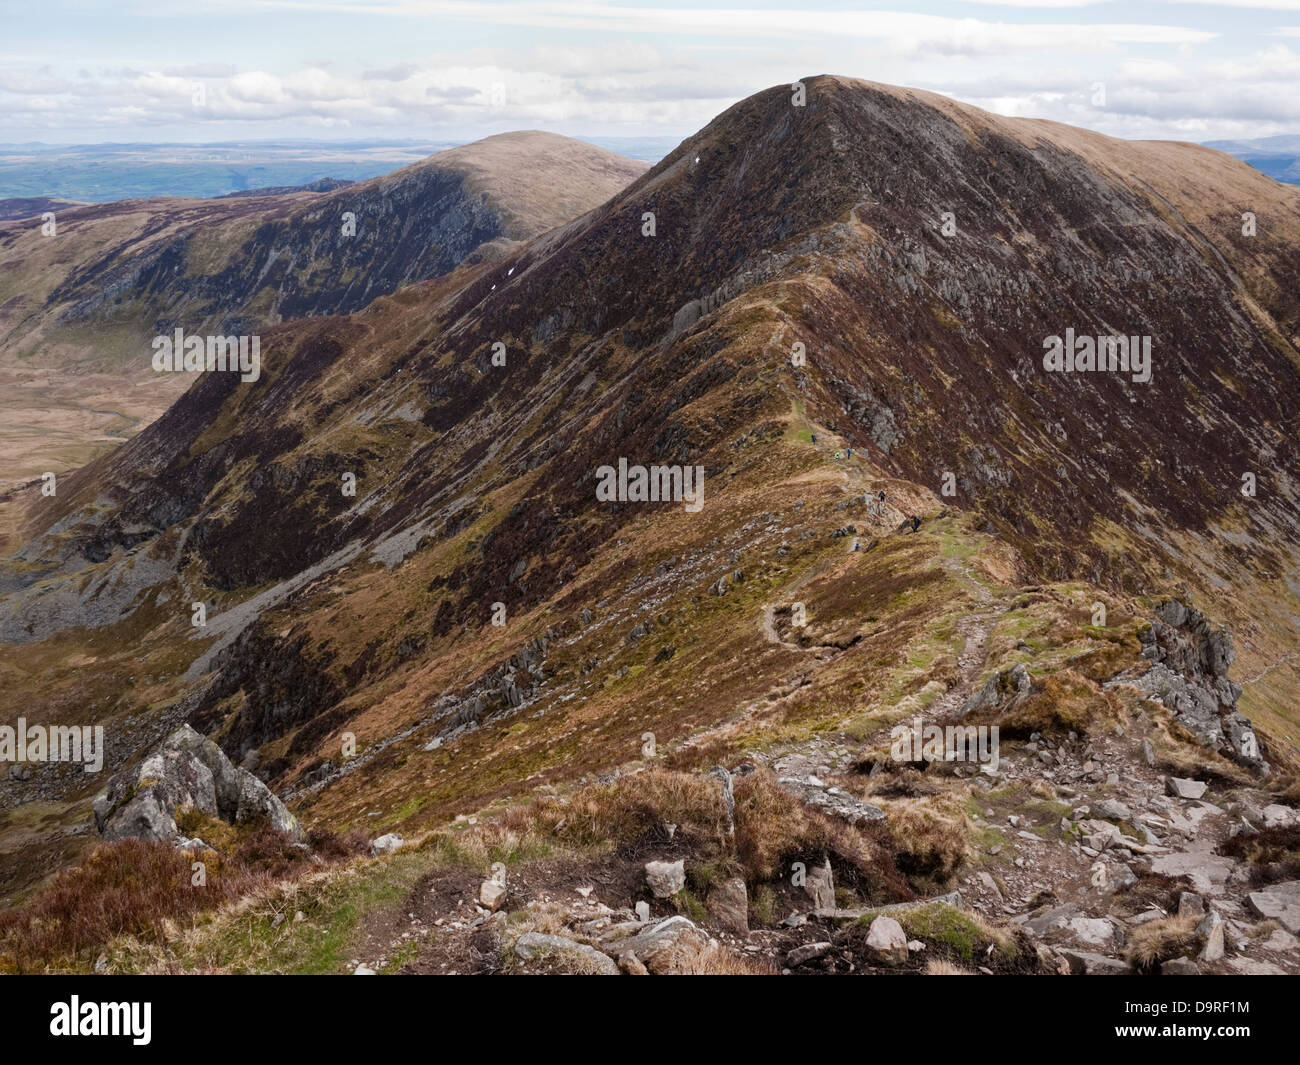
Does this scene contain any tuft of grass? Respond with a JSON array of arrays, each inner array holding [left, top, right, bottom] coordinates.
[[750, 884, 777, 927], [881, 793, 970, 886], [1125, 914, 1200, 972], [925, 958, 974, 975], [889, 902, 1016, 963], [674, 889, 709, 924]]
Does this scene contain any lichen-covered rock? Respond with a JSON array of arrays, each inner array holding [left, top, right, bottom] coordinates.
[[599, 915, 715, 975], [93, 724, 301, 843], [1111, 600, 1267, 776], [514, 933, 619, 975]]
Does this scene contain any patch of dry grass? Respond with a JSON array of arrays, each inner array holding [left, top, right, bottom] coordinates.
[[1125, 913, 1201, 971]]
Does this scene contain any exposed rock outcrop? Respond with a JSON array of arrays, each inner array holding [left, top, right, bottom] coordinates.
[[92, 724, 301, 843], [1110, 599, 1268, 775]]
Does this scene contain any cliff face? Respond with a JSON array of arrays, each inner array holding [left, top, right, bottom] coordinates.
[[2, 81, 1298, 971]]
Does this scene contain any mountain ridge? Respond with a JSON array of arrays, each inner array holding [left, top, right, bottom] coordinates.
[[2, 76, 1299, 977]]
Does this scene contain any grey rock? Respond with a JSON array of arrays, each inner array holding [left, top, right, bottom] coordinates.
[[1058, 948, 1129, 975], [645, 859, 686, 898], [1150, 850, 1235, 895], [514, 933, 619, 975], [707, 877, 749, 935], [1198, 911, 1225, 962], [777, 776, 884, 825], [1068, 916, 1115, 946], [863, 915, 909, 966], [598, 915, 713, 975], [1166, 777, 1207, 800], [370, 833, 404, 856], [786, 941, 832, 967], [95, 724, 301, 844], [1094, 799, 1132, 821], [233, 767, 300, 837], [804, 858, 835, 911], [1247, 882, 1300, 933]]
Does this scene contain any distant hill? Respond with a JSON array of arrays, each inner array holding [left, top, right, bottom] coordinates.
[[222, 177, 355, 198], [0, 140, 455, 202], [1206, 135, 1300, 184], [0, 196, 86, 221], [0, 133, 649, 483]]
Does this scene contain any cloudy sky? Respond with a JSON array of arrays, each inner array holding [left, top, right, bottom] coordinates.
[[3, 0, 1299, 144]]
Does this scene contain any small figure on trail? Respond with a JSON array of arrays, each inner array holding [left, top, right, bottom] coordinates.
[[834, 449, 842, 459], [846, 448, 852, 458], [909, 515, 921, 533], [878, 490, 886, 503], [852, 539, 860, 552], [810, 433, 817, 445]]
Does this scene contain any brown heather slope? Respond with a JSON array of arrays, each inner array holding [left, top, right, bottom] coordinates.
[[0, 132, 648, 488], [0, 78, 1298, 951]]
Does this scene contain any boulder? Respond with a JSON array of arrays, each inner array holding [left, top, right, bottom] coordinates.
[[1068, 917, 1115, 947], [707, 877, 749, 935], [1150, 850, 1234, 895], [479, 880, 508, 912], [599, 915, 713, 974], [804, 858, 836, 911], [102, 789, 181, 844], [645, 859, 686, 898], [1198, 911, 1225, 962], [1093, 799, 1132, 821], [863, 915, 908, 966], [165, 724, 245, 819], [370, 833, 404, 856], [94, 725, 301, 843], [1167, 777, 1207, 800], [786, 941, 832, 967], [1058, 948, 1129, 975], [514, 933, 619, 975], [234, 768, 299, 837], [961, 663, 1031, 716]]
